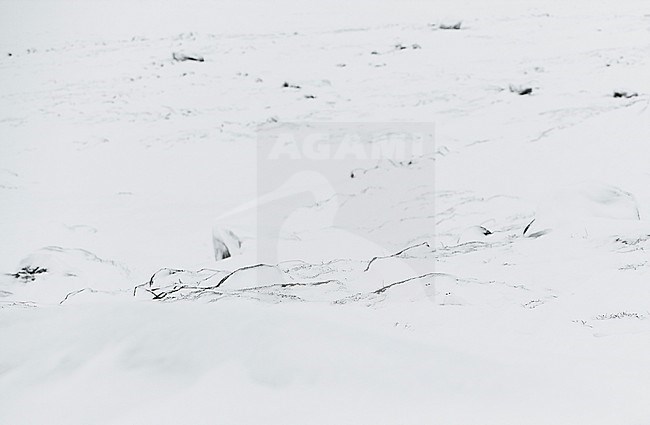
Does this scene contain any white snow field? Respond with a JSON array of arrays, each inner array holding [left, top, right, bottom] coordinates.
[[2, 0, 650, 423]]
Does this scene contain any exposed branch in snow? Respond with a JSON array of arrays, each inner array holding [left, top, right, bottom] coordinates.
[[350, 154, 432, 179], [529, 127, 556, 143], [59, 288, 127, 304], [279, 258, 350, 268], [364, 241, 430, 272], [237, 279, 341, 292], [147, 268, 184, 287], [373, 272, 436, 294], [0, 300, 38, 309], [350, 164, 380, 178], [368, 213, 436, 233], [60, 288, 94, 304], [433, 239, 511, 258], [208, 263, 278, 289], [134, 267, 227, 296], [140, 268, 343, 302], [149, 284, 185, 300]]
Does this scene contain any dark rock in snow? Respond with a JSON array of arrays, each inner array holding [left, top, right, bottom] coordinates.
[[9, 266, 47, 282], [282, 82, 301, 89], [457, 226, 493, 244], [613, 91, 638, 99], [172, 52, 204, 62], [509, 85, 533, 95], [440, 22, 462, 30]]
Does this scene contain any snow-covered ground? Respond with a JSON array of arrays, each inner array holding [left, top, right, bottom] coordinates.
[[2, 0, 650, 423]]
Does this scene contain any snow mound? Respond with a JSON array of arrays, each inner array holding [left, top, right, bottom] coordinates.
[[2, 246, 130, 304], [457, 225, 492, 244], [524, 182, 641, 238]]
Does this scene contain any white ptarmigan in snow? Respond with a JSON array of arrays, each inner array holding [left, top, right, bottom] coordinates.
[[211, 227, 242, 261]]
